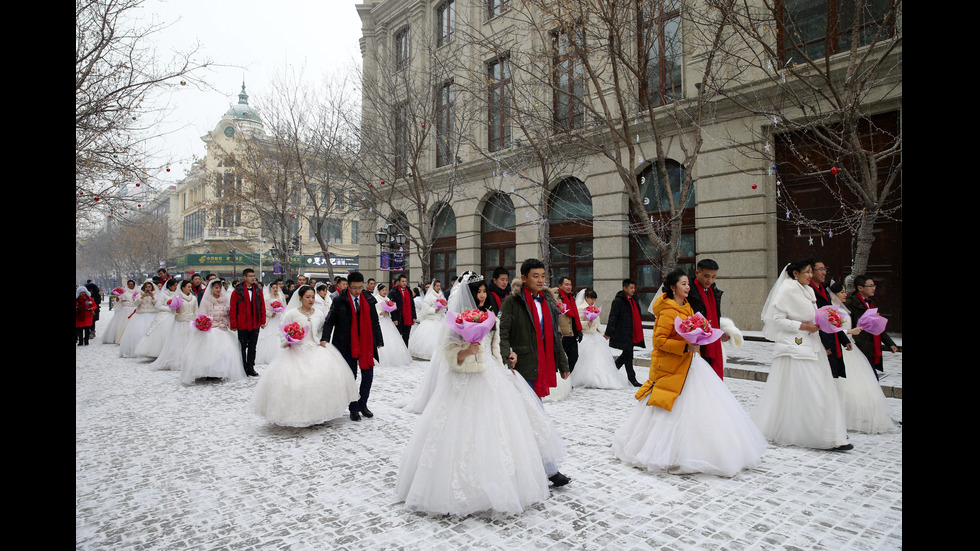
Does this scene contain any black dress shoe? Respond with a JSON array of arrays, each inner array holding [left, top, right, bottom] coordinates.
[[361, 407, 374, 418], [549, 472, 571, 487], [350, 411, 361, 422], [832, 443, 853, 451], [246, 369, 259, 377]]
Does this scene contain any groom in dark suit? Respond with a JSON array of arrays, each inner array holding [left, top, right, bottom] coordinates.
[[321, 271, 384, 421]]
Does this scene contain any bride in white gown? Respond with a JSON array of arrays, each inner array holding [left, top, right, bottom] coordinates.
[[568, 288, 631, 390], [396, 272, 568, 516], [408, 280, 446, 360], [251, 285, 359, 427], [149, 280, 198, 371], [179, 280, 247, 384], [829, 282, 897, 434], [255, 281, 287, 365], [134, 278, 178, 359], [753, 260, 851, 451], [374, 284, 413, 368]]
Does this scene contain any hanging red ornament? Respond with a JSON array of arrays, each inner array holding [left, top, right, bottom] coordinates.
[[421, 123, 425, 128], [380, 180, 385, 185], [752, 184, 757, 189], [136, 183, 141, 187], [94, 197, 100, 201], [166, 167, 171, 172], [830, 167, 838, 175], [137, 204, 141, 207]]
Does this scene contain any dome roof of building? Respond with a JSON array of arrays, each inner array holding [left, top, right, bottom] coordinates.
[[223, 82, 262, 123]]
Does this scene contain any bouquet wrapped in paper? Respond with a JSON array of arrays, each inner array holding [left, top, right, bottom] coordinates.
[[673, 313, 724, 345], [380, 299, 398, 313], [435, 297, 448, 311], [270, 300, 285, 313], [583, 305, 601, 322], [191, 314, 213, 333], [111, 287, 125, 298], [167, 295, 184, 311], [814, 305, 848, 333], [856, 307, 889, 336], [281, 322, 307, 345], [446, 309, 497, 344], [556, 302, 569, 315]]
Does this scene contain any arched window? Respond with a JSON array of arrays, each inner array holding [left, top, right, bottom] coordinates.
[[482, 193, 516, 282], [431, 203, 457, 291], [548, 177, 593, 288], [631, 160, 695, 319]]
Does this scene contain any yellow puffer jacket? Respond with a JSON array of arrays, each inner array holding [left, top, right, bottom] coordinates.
[[635, 294, 695, 411]]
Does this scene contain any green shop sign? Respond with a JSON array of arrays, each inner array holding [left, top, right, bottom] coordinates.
[[179, 253, 301, 266]]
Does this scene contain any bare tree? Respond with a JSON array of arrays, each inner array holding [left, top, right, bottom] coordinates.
[[490, 0, 734, 276], [208, 69, 358, 282], [708, 0, 902, 277], [76, 0, 209, 237], [77, 211, 172, 285], [352, 15, 479, 283]]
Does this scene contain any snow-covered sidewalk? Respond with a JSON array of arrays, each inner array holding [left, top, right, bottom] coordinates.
[[76, 309, 901, 550]]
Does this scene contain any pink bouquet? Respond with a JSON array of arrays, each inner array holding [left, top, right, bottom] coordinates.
[[191, 314, 212, 333], [111, 287, 125, 297], [270, 300, 285, 313], [435, 297, 448, 311], [381, 299, 398, 313], [167, 295, 184, 311], [583, 305, 601, 322], [556, 302, 569, 315], [673, 313, 723, 345], [131, 290, 139, 300], [857, 308, 888, 336], [446, 309, 497, 344], [282, 322, 307, 345], [814, 305, 847, 333]]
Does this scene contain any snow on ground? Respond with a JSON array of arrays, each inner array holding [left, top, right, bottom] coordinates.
[[76, 308, 901, 550]]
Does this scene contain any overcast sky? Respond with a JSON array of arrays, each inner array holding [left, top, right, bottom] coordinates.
[[142, 0, 364, 186]]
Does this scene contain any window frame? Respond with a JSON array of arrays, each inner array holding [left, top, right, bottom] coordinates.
[[488, 57, 512, 152], [436, 80, 454, 167], [552, 27, 586, 131], [394, 26, 410, 71], [639, 0, 682, 108], [777, 0, 895, 63], [436, 0, 455, 47]]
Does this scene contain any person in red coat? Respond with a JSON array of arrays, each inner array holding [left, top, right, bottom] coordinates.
[[76, 286, 97, 345], [229, 268, 266, 376]]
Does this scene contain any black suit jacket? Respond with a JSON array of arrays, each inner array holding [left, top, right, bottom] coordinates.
[[388, 284, 418, 325], [321, 290, 383, 361]]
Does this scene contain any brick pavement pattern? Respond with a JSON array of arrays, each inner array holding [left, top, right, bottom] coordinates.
[[76, 337, 901, 550]]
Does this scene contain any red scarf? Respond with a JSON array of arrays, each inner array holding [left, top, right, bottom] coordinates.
[[399, 286, 414, 325], [857, 294, 881, 365], [348, 292, 375, 369], [523, 286, 557, 398], [628, 294, 643, 344], [695, 281, 724, 378], [490, 291, 502, 310], [558, 289, 582, 332]]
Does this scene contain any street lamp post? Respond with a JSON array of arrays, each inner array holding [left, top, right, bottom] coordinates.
[[375, 223, 407, 281]]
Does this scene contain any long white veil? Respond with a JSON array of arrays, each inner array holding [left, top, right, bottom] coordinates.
[[199, 280, 229, 317], [760, 264, 793, 341]]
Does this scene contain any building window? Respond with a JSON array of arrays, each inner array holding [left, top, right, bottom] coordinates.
[[436, 81, 454, 167], [394, 101, 409, 177], [779, 0, 894, 62], [553, 28, 585, 131], [488, 57, 511, 152], [351, 220, 359, 244], [312, 219, 343, 244], [437, 1, 455, 47], [394, 26, 410, 71], [482, 193, 516, 282], [183, 210, 204, 241], [487, 0, 509, 19], [548, 178, 593, 288], [640, 0, 682, 108]]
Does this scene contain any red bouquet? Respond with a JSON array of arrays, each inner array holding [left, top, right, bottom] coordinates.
[[381, 300, 398, 313], [191, 314, 213, 333], [270, 300, 285, 313], [111, 287, 125, 297], [814, 305, 848, 333], [674, 313, 723, 345], [446, 309, 497, 344], [435, 297, 448, 311], [282, 322, 307, 345], [583, 305, 601, 322]]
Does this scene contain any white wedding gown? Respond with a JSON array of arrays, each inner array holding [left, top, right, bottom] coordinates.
[[612, 353, 767, 477], [569, 314, 631, 390], [134, 289, 176, 358], [119, 295, 158, 358], [397, 324, 567, 515], [102, 290, 138, 344], [408, 295, 445, 360], [376, 306, 413, 368], [251, 307, 359, 427], [835, 310, 897, 434], [179, 300, 247, 384], [149, 293, 198, 371]]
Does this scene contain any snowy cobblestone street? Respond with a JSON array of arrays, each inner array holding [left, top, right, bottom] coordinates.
[[76, 311, 901, 550]]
